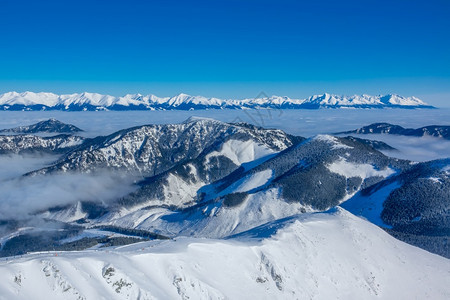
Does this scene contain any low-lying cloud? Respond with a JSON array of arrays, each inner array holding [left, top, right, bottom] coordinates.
[[1, 108, 448, 138], [348, 134, 450, 162], [0, 154, 59, 182], [0, 170, 138, 220]]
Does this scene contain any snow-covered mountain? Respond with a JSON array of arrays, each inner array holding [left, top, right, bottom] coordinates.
[[301, 93, 431, 108], [342, 158, 450, 258], [0, 91, 434, 111], [0, 134, 85, 154], [31, 133, 406, 239], [1, 208, 449, 300], [3, 119, 445, 257], [29, 118, 300, 176], [84, 134, 408, 240], [1, 117, 449, 287], [0, 118, 83, 134], [338, 122, 450, 139]]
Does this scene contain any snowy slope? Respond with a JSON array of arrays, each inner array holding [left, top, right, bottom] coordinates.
[[0, 208, 449, 300], [341, 158, 450, 258], [0, 91, 433, 110]]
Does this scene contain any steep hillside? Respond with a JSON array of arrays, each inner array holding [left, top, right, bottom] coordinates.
[[342, 158, 450, 257]]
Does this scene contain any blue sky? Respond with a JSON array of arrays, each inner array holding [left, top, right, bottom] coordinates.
[[0, 0, 449, 106]]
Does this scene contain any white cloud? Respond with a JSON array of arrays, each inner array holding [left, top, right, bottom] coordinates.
[[0, 171, 137, 220]]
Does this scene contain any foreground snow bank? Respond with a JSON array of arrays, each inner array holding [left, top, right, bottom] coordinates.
[[0, 208, 449, 300]]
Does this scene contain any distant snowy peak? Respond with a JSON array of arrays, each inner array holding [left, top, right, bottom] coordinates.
[[303, 93, 429, 108], [0, 91, 434, 111]]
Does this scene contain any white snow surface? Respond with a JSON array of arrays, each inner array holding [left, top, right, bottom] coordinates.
[[0, 208, 449, 300], [313, 134, 353, 149], [205, 139, 274, 166], [220, 169, 273, 194], [40, 201, 87, 223], [176, 188, 308, 238], [327, 158, 396, 179], [162, 170, 205, 207], [341, 182, 401, 227], [98, 187, 307, 239]]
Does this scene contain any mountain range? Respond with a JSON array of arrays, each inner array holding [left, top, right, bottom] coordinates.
[[0, 91, 434, 111], [1, 117, 449, 298], [0, 118, 447, 259]]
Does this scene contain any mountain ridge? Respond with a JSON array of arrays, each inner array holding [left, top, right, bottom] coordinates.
[[27, 118, 299, 176], [0, 118, 83, 134], [338, 123, 450, 139], [0, 91, 434, 110], [1, 208, 449, 300]]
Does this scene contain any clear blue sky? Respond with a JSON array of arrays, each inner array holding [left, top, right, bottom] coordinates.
[[1, 0, 449, 106]]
